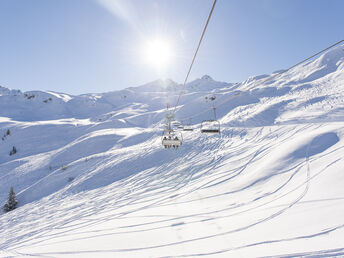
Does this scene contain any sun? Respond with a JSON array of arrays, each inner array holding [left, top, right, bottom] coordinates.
[[142, 38, 172, 69]]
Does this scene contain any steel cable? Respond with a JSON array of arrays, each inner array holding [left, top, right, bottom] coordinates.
[[172, 0, 217, 114]]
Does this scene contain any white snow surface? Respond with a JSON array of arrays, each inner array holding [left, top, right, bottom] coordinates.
[[1, 45, 344, 257]]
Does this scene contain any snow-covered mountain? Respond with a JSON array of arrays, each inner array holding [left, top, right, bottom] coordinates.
[[1, 44, 344, 257]]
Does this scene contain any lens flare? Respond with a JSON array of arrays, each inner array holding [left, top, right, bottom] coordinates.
[[142, 38, 172, 69]]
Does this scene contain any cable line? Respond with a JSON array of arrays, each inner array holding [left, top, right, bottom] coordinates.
[[256, 39, 344, 87], [173, 0, 217, 114], [286, 39, 344, 72], [174, 39, 344, 126]]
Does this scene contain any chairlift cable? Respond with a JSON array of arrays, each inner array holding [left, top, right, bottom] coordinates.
[[254, 39, 344, 87], [286, 39, 344, 72], [178, 38, 344, 125], [167, 10, 342, 134], [172, 0, 217, 114]]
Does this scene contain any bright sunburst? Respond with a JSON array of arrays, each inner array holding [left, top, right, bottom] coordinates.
[[142, 38, 172, 69]]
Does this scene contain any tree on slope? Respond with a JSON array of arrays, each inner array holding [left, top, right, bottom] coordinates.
[[3, 187, 18, 212]]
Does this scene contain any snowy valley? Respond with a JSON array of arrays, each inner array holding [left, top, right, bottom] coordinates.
[[1, 45, 344, 257]]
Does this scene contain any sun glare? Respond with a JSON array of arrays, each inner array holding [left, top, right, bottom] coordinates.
[[142, 38, 172, 69]]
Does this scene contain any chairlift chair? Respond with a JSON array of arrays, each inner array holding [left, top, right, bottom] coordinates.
[[183, 127, 194, 131], [182, 118, 194, 131], [172, 121, 181, 126], [200, 120, 220, 134], [162, 130, 183, 149], [201, 98, 220, 133]]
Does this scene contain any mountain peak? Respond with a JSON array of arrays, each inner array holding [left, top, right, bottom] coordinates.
[[201, 75, 213, 81]]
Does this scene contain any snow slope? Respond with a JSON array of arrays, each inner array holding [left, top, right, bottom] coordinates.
[[0, 44, 344, 257]]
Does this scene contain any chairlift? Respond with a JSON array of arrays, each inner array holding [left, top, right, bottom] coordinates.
[[160, 0, 218, 144], [182, 118, 194, 131], [200, 120, 220, 133], [183, 127, 194, 131], [162, 131, 182, 149], [162, 109, 183, 149], [172, 120, 181, 126], [201, 96, 221, 134]]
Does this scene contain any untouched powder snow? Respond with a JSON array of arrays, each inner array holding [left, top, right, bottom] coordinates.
[[0, 45, 344, 257]]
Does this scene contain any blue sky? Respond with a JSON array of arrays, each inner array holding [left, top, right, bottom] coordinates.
[[0, 0, 343, 94]]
